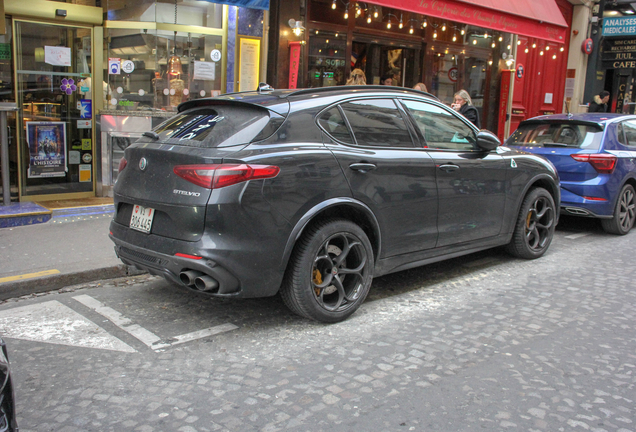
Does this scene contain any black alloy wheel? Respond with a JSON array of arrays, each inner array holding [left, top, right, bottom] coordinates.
[[506, 187, 556, 259], [601, 184, 636, 235], [281, 219, 374, 323]]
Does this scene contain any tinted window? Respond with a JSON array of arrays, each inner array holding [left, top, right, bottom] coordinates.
[[508, 123, 602, 150], [401, 99, 477, 151], [151, 106, 271, 148], [622, 120, 636, 147], [340, 99, 414, 147], [317, 106, 354, 144]]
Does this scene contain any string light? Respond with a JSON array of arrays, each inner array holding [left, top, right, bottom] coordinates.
[[560, 46, 564, 52], [433, 30, 437, 38], [460, 28, 465, 35], [332, 0, 336, 9], [399, 14, 403, 29], [540, 50, 544, 55], [387, 21, 392, 29], [507, 45, 511, 50], [546, 46, 550, 50], [409, 26, 414, 34], [499, 36, 503, 42], [422, 19, 427, 28], [532, 43, 537, 48], [491, 42, 495, 48], [452, 33, 457, 42], [344, 10, 348, 19], [488, 60, 493, 65], [525, 48, 529, 53], [374, 7, 378, 18], [517, 40, 521, 45], [473, 39, 477, 45], [367, 15, 372, 23], [484, 31, 488, 38], [552, 54, 557, 59], [442, 23, 446, 31]]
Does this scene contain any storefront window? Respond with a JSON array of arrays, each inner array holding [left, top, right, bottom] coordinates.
[[106, 28, 223, 111], [308, 31, 346, 87]]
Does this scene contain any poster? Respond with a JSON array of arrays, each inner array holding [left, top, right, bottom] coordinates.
[[238, 38, 260, 92], [193, 61, 216, 81], [45, 46, 71, 67], [26, 122, 67, 178]]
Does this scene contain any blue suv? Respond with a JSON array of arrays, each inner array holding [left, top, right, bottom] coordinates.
[[507, 113, 636, 235]]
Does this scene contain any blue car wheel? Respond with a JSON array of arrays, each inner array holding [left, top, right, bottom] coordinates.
[[601, 184, 636, 235]]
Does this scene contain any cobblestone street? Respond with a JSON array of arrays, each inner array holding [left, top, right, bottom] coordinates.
[[1, 218, 635, 431]]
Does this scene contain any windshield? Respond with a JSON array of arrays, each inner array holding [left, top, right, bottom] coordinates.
[[508, 123, 603, 150]]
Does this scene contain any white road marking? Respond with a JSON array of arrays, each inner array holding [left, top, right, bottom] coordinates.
[[564, 233, 590, 239], [73, 294, 237, 350], [0, 301, 136, 353]]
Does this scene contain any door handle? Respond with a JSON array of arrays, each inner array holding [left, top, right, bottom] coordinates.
[[438, 163, 460, 172], [349, 163, 377, 173]]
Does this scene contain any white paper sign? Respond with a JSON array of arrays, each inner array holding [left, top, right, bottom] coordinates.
[[68, 150, 80, 165], [45, 46, 71, 67], [193, 61, 216, 81], [77, 119, 92, 129], [544, 93, 553, 104]]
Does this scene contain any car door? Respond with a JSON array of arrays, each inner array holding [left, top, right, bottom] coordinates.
[[318, 98, 439, 258], [400, 99, 507, 247]]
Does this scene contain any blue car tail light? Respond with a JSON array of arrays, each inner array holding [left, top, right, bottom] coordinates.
[[570, 153, 617, 174]]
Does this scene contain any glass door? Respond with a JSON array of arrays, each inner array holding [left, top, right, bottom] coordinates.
[[14, 20, 94, 199]]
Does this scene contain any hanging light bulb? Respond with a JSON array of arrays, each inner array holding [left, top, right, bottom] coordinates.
[[374, 7, 378, 18], [409, 26, 414, 34], [532, 43, 536, 48], [399, 14, 403, 29], [355, 5, 361, 17], [472, 39, 477, 45], [387, 21, 392, 29], [560, 46, 564, 52], [433, 30, 437, 38], [540, 50, 544, 55], [517, 40, 521, 45], [452, 33, 457, 42], [445, 48, 448, 54], [344, 10, 348, 19], [488, 60, 493, 65], [460, 28, 465, 35], [525, 48, 529, 53], [326, 39, 329, 43], [507, 45, 511, 50], [491, 42, 495, 48], [422, 19, 427, 28], [499, 36, 503, 42], [442, 23, 446, 31], [552, 54, 557, 59], [332, 0, 336, 9], [484, 31, 488, 38], [545, 45, 550, 50], [367, 15, 372, 23], [335, 32, 338, 37], [315, 30, 319, 34]]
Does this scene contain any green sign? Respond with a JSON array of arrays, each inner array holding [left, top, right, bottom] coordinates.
[[0, 44, 11, 61]]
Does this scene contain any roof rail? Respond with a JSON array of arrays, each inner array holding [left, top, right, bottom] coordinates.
[[288, 85, 440, 101]]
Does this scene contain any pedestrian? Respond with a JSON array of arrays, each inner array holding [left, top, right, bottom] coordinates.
[[589, 90, 610, 113], [451, 89, 481, 128], [413, 83, 427, 92], [380, 74, 393, 86], [345, 68, 367, 86]]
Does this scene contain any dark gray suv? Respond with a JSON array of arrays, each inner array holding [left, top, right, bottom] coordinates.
[[109, 86, 560, 323]]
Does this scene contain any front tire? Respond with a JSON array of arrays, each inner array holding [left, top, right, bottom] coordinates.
[[506, 187, 556, 259], [601, 184, 635, 235], [281, 219, 374, 323]]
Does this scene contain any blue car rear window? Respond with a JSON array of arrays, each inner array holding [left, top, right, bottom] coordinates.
[[508, 123, 603, 150]]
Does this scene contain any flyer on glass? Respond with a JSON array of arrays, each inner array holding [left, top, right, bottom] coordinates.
[[27, 121, 67, 178]]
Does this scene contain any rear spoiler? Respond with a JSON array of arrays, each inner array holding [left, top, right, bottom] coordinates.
[[519, 119, 605, 131], [177, 97, 290, 118]]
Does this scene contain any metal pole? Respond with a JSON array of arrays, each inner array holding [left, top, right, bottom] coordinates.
[[1, 110, 9, 206]]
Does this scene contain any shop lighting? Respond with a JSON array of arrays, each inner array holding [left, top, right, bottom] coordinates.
[[546, 46, 550, 50], [422, 19, 427, 28], [505, 57, 515, 67], [332, 0, 336, 9], [452, 33, 457, 42], [355, 5, 361, 17], [500, 36, 504, 42], [433, 30, 437, 38], [315, 30, 319, 34], [344, 10, 348, 19], [367, 15, 372, 23], [399, 14, 403, 29], [288, 19, 305, 36], [560, 46, 564, 52], [507, 44, 511, 50], [374, 7, 379, 18], [552, 54, 557, 59], [540, 50, 544, 55], [517, 40, 521, 45], [335, 32, 339, 37], [484, 31, 488, 38], [488, 60, 493, 65], [525, 48, 529, 53], [491, 42, 495, 48], [409, 25, 414, 34], [461, 28, 465, 35], [532, 43, 537, 48], [442, 23, 446, 31], [387, 21, 392, 29], [472, 39, 477, 45], [326, 39, 329, 43]]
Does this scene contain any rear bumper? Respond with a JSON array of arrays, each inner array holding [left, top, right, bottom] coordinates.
[[560, 180, 614, 217], [109, 220, 285, 298]]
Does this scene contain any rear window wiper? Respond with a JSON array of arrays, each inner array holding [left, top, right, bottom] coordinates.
[[143, 131, 159, 140]]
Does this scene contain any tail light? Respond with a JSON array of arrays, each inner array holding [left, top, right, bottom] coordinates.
[[173, 164, 280, 189], [571, 153, 617, 174], [118, 157, 127, 172]]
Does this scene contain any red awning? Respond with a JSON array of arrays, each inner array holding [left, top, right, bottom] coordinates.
[[370, 0, 568, 43]]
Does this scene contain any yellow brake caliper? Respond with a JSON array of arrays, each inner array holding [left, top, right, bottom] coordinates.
[[313, 269, 323, 296]]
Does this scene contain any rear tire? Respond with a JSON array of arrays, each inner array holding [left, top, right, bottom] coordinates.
[[280, 219, 374, 323], [506, 187, 556, 259], [601, 184, 635, 235]]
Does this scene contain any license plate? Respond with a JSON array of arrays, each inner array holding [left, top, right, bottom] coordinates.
[[130, 205, 155, 233]]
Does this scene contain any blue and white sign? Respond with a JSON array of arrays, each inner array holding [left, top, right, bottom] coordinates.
[[79, 99, 92, 119], [108, 58, 121, 75], [603, 17, 636, 37]]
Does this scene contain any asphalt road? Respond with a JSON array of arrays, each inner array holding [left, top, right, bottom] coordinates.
[[1, 216, 635, 432]]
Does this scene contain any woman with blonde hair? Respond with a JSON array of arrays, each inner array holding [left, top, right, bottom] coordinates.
[[346, 68, 367, 85], [451, 89, 480, 128], [413, 82, 427, 92]]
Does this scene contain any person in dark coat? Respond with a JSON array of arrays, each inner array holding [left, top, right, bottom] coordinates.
[[589, 90, 610, 113], [452, 89, 481, 128]]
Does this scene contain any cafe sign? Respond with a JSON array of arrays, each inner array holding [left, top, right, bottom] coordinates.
[[602, 38, 636, 68]]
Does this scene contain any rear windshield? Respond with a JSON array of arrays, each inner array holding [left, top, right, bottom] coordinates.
[[150, 105, 278, 148], [508, 123, 603, 150]]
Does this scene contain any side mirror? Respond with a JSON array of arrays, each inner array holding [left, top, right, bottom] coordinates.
[[476, 130, 501, 151]]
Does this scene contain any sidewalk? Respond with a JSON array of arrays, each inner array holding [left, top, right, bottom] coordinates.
[[0, 199, 144, 300]]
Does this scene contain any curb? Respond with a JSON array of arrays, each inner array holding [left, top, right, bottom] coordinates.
[[0, 265, 147, 301]]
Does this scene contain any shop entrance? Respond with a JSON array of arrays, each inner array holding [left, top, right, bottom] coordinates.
[[14, 20, 94, 201], [351, 38, 419, 87]]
